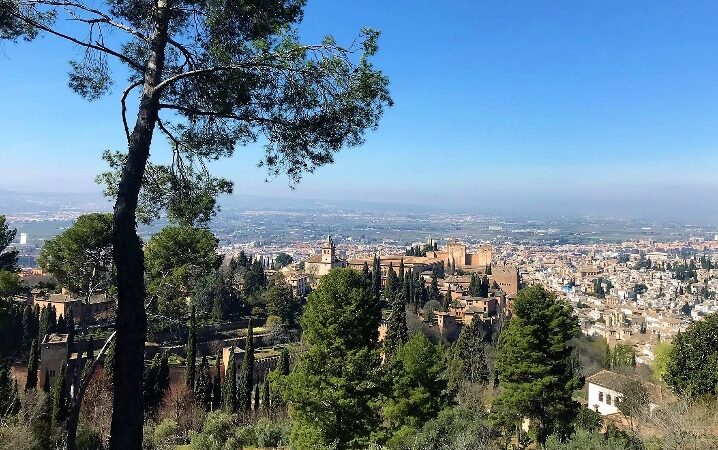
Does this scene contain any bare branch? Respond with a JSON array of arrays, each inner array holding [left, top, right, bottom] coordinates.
[[121, 80, 144, 142]]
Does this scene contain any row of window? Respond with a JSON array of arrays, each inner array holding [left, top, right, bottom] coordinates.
[[598, 391, 619, 406]]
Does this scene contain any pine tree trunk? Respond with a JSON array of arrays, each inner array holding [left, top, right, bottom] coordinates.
[[109, 1, 170, 448]]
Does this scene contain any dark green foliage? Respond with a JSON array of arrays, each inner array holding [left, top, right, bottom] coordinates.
[[428, 276, 441, 304], [38, 213, 114, 300], [480, 275, 490, 297], [26, 338, 39, 390], [42, 369, 51, 393], [56, 314, 67, 334], [21, 304, 35, 351], [0, 360, 20, 418], [51, 364, 67, 428], [284, 268, 381, 449], [384, 263, 398, 303], [384, 291, 408, 358], [278, 347, 290, 376], [0, 299, 23, 356], [274, 252, 293, 269], [383, 333, 451, 431], [664, 313, 718, 398], [145, 225, 221, 319], [491, 285, 581, 445], [0, 215, 18, 272], [262, 380, 270, 414], [238, 322, 255, 411], [186, 304, 197, 389], [223, 346, 237, 413], [265, 274, 296, 325], [212, 353, 222, 411], [452, 320, 489, 385], [195, 270, 241, 320], [243, 260, 267, 298], [372, 256, 382, 303], [195, 355, 212, 411], [76, 427, 104, 450], [143, 353, 170, 417], [38, 305, 57, 342], [253, 383, 260, 412], [468, 273, 482, 297]]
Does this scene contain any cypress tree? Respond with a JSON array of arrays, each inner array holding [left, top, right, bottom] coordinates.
[[42, 369, 51, 393], [22, 305, 33, 351], [384, 262, 397, 302], [223, 346, 237, 412], [0, 361, 20, 419], [212, 352, 222, 411], [444, 286, 452, 309], [468, 273, 481, 297], [372, 256, 381, 303], [186, 304, 197, 389], [57, 314, 67, 334], [480, 275, 490, 297], [51, 364, 67, 428], [195, 355, 211, 411], [384, 292, 408, 358], [26, 338, 39, 390], [398, 258, 405, 280], [453, 320, 489, 384], [238, 322, 255, 411], [278, 347, 290, 376], [48, 305, 57, 334], [262, 380, 270, 414], [362, 262, 370, 282], [38, 306, 50, 342], [402, 270, 411, 308], [253, 383, 260, 412], [65, 306, 75, 354]]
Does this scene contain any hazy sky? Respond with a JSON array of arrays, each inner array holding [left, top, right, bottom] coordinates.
[[2, 0, 718, 220]]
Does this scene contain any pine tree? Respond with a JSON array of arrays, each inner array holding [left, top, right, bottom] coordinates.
[[26, 339, 39, 390], [384, 292, 408, 358], [223, 346, 237, 413], [51, 364, 67, 428], [186, 304, 197, 389], [238, 322, 255, 411]]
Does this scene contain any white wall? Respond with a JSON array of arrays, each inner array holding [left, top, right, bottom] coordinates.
[[587, 382, 622, 415]]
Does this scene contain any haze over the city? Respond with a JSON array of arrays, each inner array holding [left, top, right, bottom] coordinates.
[[3, 0, 718, 221]]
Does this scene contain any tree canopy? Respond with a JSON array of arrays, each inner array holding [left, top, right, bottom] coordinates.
[[664, 313, 718, 398], [491, 285, 581, 445], [283, 268, 381, 449], [144, 225, 220, 318]]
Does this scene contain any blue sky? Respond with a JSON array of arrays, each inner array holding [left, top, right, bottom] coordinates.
[[2, 0, 718, 220]]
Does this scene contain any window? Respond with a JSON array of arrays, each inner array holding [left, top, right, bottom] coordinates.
[[598, 391, 604, 402], [606, 394, 612, 404], [49, 369, 56, 377]]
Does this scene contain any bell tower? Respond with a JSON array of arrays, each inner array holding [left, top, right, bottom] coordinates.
[[321, 235, 335, 263]]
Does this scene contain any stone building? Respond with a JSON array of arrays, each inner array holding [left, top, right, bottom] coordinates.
[[40, 333, 68, 389], [305, 236, 346, 278]]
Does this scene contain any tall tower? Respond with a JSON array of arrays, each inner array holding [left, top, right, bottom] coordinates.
[[321, 235, 335, 264]]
